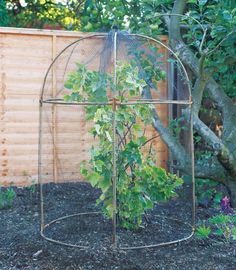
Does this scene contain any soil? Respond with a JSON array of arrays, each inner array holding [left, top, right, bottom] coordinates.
[[0, 182, 235, 270]]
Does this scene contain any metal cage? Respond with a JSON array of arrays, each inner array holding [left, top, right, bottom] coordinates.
[[39, 30, 195, 250]]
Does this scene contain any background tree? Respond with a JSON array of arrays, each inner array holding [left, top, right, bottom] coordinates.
[[0, 0, 9, 26], [0, 0, 83, 29], [79, 0, 236, 206]]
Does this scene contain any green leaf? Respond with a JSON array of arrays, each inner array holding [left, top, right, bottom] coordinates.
[[105, 131, 112, 142], [209, 215, 229, 225], [199, 0, 208, 6], [87, 172, 101, 187], [94, 109, 103, 122], [94, 124, 101, 135], [99, 177, 111, 193], [137, 136, 147, 146], [215, 228, 224, 236], [80, 164, 88, 176], [94, 160, 104, 172], [64, 94, 71, 101], [230, 216, 236, 223], [105, 203, 114, 217], [232, 227, 236, 240], [64, 80, 73, 89], [196, 226, 211, 239]]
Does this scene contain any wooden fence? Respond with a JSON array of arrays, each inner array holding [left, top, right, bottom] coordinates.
[[0, 27, 168, 186]]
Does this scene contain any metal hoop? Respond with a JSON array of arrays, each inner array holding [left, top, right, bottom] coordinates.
[[41, 212, 101, 249], [41, 212, 194, 250]]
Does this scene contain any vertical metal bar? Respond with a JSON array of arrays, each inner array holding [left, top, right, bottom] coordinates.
[[112, 30, 118, 248], [113, 30, 118, 98], [168, 59, 174, 173], [189, 100, 195, 230], [52, 35, 58, 183], [38, 101, 44, 232], [112, 100, 117, 247]]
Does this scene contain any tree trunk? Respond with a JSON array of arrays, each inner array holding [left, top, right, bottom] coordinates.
[[227, 179, 236, 208], [166, 0, 236, 206]]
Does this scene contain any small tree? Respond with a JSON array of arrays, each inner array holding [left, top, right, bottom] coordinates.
[[78, 0, 236, 206], [64, 62, 183, 230]]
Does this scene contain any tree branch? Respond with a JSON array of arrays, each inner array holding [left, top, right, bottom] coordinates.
[[206, 30, 236, 56], [167, 8, 236, 137], [193, 116, 236, 176], [192, 55, 207, 115], [170, 0, 187, 40], [142, 86, 190, 173], [141, 134, 160, 147], [206, 79, 236, 139], [194, 163, 227, 184]]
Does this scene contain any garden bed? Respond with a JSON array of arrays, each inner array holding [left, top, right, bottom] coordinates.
[[0, 182, 235, 270]]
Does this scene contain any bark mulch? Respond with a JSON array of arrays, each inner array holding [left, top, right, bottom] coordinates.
[[0, 182, 235, 270]]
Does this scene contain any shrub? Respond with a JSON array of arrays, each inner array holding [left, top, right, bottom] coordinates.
[[196, 213, 236, 243], [0, 187, 16, 209], [65, 62, 183, 230]]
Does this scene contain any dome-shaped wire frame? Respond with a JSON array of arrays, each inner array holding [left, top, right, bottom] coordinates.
[[39, 30, 195, 250]]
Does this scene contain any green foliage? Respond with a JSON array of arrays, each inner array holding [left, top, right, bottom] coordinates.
[[0, 187, 16, 209], [232, 227, 236, 241], [26, 180, 37, 201], [65, 61, 183, 230], [22, 171, 37, 201], [169, 116, 188, 139], [196, 178, 223, 207], [80, 0, 169, 35], [78, 0, 236, 206], [184, 0, 236, 98], [80, 0, 236, 99], [0, 0, 8, 26], [196, 225, 211, 239], [209, 214, 229, 225], [4, 0, 81, 29], [209, 214, 236, 242], [197, 214, 236, 242]]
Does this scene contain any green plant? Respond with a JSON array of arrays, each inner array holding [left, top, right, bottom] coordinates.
[[0, 187, 16, 209], [195, 178, 224, 208], [22, 171, 37, 200], [196, 225, 211, 239], [65, 62, 183, 230], [169, 116, 188, 138], [4, 0, 81, 30], [197, 214, 236, 243], [27, 180, 37, 200], [232, 227, 236, 241], [0, 0, 8, 26], [208, 214, 235, 242]]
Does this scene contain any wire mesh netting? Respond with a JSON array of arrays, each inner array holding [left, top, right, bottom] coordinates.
[[39, 30, 195, 249]]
